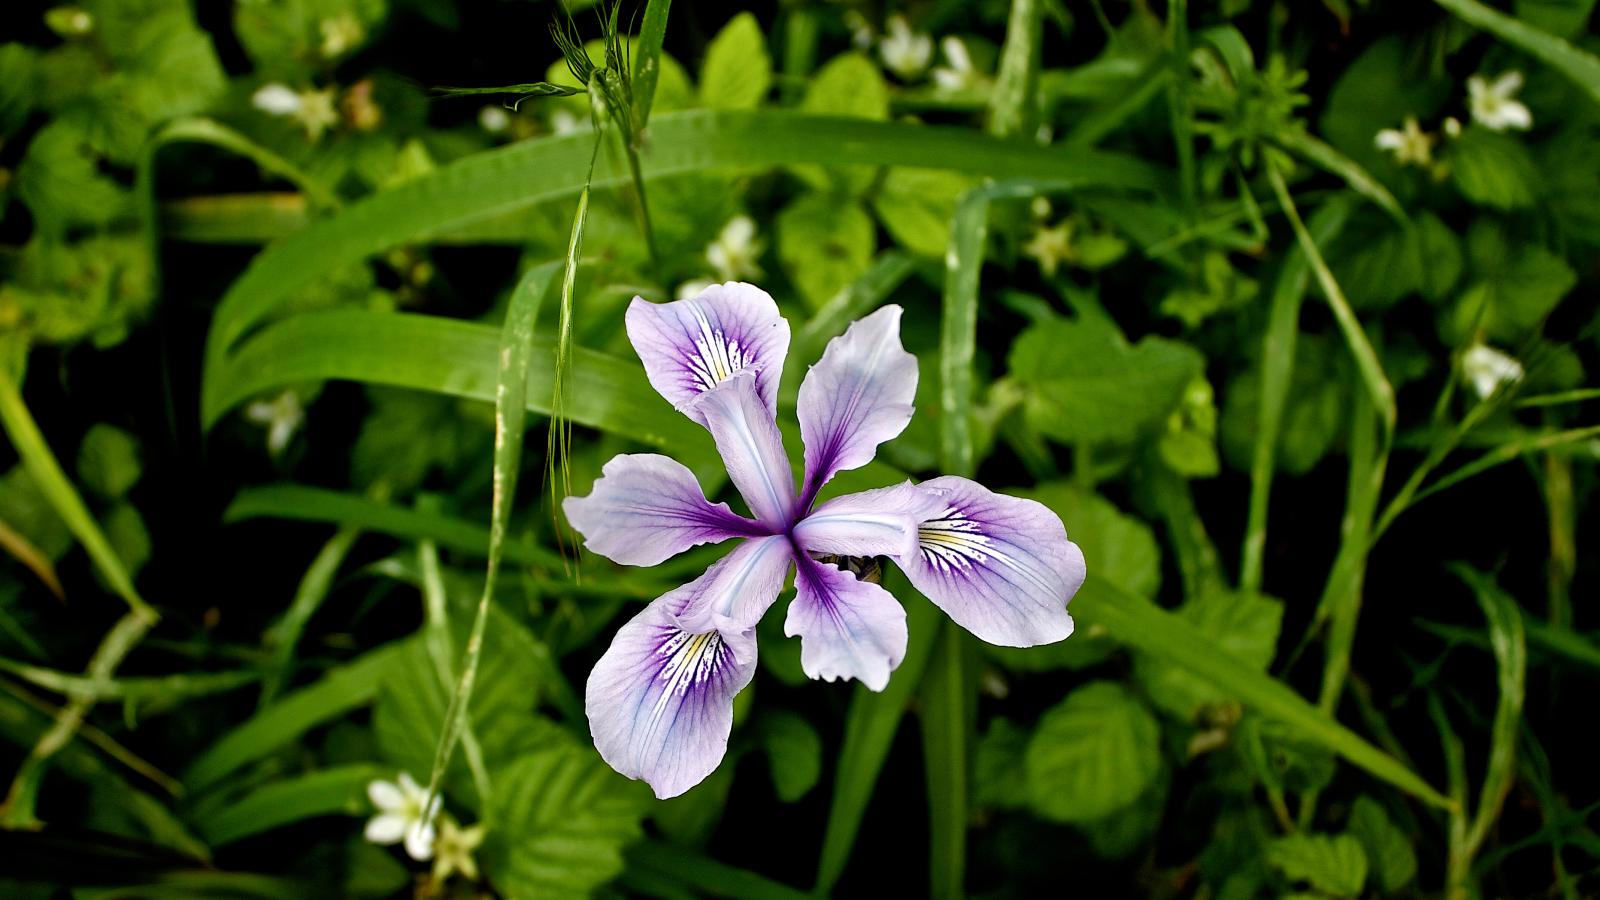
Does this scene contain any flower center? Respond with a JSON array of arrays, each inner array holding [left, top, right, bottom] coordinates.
[[684, 308, 752, 393], [656, 630, 729, 697]]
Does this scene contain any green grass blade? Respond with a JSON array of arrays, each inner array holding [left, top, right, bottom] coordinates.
[[1451, 568, 1526, 856], [420, 261, 557, 816], [1074, 575, 1453, 809], [203, 309, 709, 454], [1274, 130, 1405, 223], [0, 659, 257, 705], [193, 763, 385, 847], [1414, 424, 1600, 503], [988, 0, 1042, 138], [1241, 197, 1355, 593], [202, 110, 1164, 396], [1435, 0, 1600, 107], [941, 190, 988, 479], [630, 0, 673, 130], [918, 622, 973, 900], [183, 643, 403, 792], [259, 527, 360, 706], [626, 840, 812, 900], [815, 589, 943, 894]]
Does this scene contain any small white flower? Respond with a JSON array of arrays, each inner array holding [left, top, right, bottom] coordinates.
[[879, 15, 933, 80], [706, 215, 765, 281], [320, 13, 364, 59], [1374, 116, 1435, 167], [1463, 343, 1524, 399], [676, 278, 716, 300], [1023, 221, 1074, 277], [252, 83, 303, 117], [244, 389, 304, 457], [479, 105, 511, 135], [843, 10, 875, 49], [1468, 71, 1532, 132], [365, 772, 440, 862], [932, 37, 978, 92], [1443, 116, 1462, 138], [549, 108, 581, 136]]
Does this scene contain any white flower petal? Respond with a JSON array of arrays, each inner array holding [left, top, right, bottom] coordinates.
[[364, 812, 409, 845]]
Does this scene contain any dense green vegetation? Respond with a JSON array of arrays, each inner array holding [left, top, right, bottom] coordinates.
[[1, 0, 1598, 896]]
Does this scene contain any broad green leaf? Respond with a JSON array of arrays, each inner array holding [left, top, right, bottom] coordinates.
[[1025, 681, 1162, 823], [974, 718, 1030, 810], [758, 711, 823, 803], [1082, 776, 1167, 860], [1010, 317, 1205, 445], [1021, 482, 1161, 599], [871, 169, 979, 258], [0, 43, 38, 136], [1265, 833, 1368, 898], [234, 0, 387, 74], [193, 764, 384, 847], [101, 502, 151, 582], [75, 424, 142, 500], [699, 12, 771, 110], [1223, 336, 1349, 477], [776, 194, 875, 311], [1323, 210, 1462, 310], [794, 53, 890, 193], [15, 120, 129, 233], [1450, 128, 1540, 210], [483, 740, 649, 899], [1135, 589, 1283, 721], [1448, 223, 1576, 343], [1347, 795, 1418, 891], [0, 465, 73, 561], [1074, 576, 1451, 808]]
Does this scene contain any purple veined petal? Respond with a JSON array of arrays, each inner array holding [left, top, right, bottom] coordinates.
[[783, 554, 909, 691], [686, 371, 797, 528], [563, 453, 768, 566], [791, 481, 949, 560], [626, 283, 791, 425], [897, 476, 1083, 648], [675, 534, 794, 632], [797, 305, 918, 506], [586, 569, 762, 799]]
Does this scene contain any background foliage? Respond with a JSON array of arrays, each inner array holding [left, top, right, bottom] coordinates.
[[1, 0, 1598, 897]]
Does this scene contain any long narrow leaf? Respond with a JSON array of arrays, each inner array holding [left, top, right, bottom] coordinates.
[[1435, 0, 1600, 107], [193, 764, 385, 846]]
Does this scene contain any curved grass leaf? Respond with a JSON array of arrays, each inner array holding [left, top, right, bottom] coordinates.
[[183, 643, 403, 792], [260, 527, 360, 705], [193, 763, 384, 847], [1073, 575, 1452, 809], [1434, 0, 1600, 107], [201, 110, 1164, 402], [626, 840, 812, 900]]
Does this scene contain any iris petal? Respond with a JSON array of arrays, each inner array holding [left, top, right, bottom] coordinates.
[[626, 283, 790, 424], [792, 481, 948, 559], [796, 305, 918, 504], [898, 476, 1083, 648], [563, 453, 766, 566], [687, 372, 797, 528], [784, 554, 908, 691]]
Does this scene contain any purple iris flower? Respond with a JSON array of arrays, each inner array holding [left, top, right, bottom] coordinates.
[[564, 283, 1086, 798]]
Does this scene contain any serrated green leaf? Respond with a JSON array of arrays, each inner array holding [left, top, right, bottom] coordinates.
[[1010, 317, 1205, 445], [776, 193, 875, 311], [1135, 589, 1283, 721], [1449, 223, 1576, 342], [699, 12, 770, 110], [1265, 833, 1368, 898], [872, 169, 980, 258], [1025, 681, 1162, 823], [75, 424, 141, 500], [1450, 128, 1540, 210], [483, 741, 648, 900], [1347, 795, 1418, 891]]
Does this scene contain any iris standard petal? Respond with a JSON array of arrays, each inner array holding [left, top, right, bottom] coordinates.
[[585, 572, 761, 799], [563, 453, 767, 566], [898, 476, 1083, 648], [687, 371, 797, 528], [626, 283, 790, 424], [784, 554, 909, 691], [797, 305, 918, 503], [792, 481, 948, 559]]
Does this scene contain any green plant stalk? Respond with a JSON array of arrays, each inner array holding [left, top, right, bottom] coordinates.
[[1240, 198, 1354, 594], [1166, 0, 1196, 216], [1314, 390, 1384, 713], [259, 526, 361, 705], [420, 261, 554, 818], [988, 0, 1042, 138], [1542, 447, 1575, 629], [416, 531, 493, 810], [919, 621, 974, 900], [0, 658, 257, 705]]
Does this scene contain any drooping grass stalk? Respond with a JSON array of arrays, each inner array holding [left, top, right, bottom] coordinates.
[[419, 262, 555, 818], [259, 526, 361, 705], [0, 369, 162, 825]]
